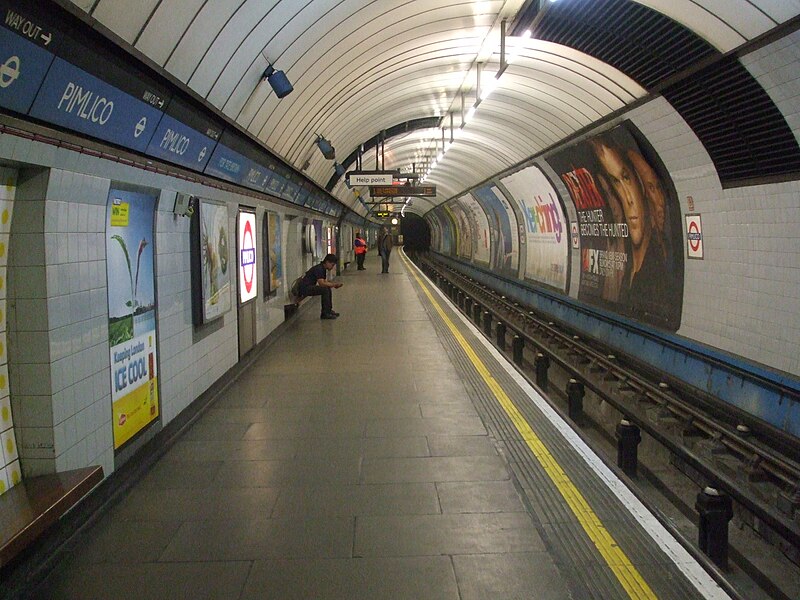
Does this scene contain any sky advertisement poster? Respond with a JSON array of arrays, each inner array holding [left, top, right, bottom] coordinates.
[[547, 121, 683, 330], [105, 188, 159, 450], [500, 166, 569, 292], [471, 184, 519, 278], [199, 199, 231, 321], [458, 194, 491, 266]]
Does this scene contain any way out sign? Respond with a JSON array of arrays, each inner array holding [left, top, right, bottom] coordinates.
[[685, 214, 703, 259]]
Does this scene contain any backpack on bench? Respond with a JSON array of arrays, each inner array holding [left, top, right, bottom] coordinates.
[[290, 276, 304, 303]]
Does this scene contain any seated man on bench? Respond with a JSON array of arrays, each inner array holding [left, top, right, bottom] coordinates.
[[299, 253, 343, 319]]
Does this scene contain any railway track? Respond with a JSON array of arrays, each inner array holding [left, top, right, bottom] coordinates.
[[415, 252, 800, 598]]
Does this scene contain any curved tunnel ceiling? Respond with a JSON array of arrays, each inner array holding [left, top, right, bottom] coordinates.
[[68, 0, 800, 216]]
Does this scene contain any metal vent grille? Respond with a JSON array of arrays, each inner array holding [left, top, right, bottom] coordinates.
[[533, 0, 800, 185], [662, 56, 800, 184], [534, 0, 717, 88]]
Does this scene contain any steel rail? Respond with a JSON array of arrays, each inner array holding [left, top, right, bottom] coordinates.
[[418, 255, 800, 549]]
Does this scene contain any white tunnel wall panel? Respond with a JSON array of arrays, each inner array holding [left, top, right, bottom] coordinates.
[[90, 0, 160, 44], [189, 0, 286, 99], [630, 96, 800, 377], [134, 0, 209, 67], [741, 28, 800, 149]]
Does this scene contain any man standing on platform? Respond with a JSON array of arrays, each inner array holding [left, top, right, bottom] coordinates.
[[378, 226, 393, 273], [354, 231, 367, 270], [299, 253, 342, 319]]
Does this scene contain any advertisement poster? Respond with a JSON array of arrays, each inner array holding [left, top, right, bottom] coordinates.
[[472, 184, 519, 278], [442, 205, 457, 256], [449, 201, 473, 260], [547, 121, 683, 330], [0, 168, 20, 495], [459, 194, 491, 266], [106, 188, 159, 450], [500, 166, 568, 291], [313, 220, 324, 259], [238, 211, 258, 303], [427, 214, 441, 252], [199, 199, 231, 321], [265, 211, 282, 296]]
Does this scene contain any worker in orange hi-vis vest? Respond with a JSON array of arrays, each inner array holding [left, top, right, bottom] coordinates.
[[353, 232, 367, 270]]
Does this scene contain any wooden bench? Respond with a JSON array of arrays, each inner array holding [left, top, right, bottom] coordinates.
[[0, 466, 103, 568]]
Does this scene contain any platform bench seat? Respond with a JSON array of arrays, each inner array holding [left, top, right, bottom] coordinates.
[[284, 295, 310, 319], [0, 466, 103, 568]]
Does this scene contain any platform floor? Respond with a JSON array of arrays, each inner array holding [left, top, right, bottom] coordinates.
[[34, 251, 728, 599]]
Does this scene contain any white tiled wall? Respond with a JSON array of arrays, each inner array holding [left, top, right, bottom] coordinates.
[[1, 135, 306, 480], [600, 85, 800, 374]]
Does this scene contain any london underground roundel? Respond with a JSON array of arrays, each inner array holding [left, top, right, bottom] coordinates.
[[238, 211, 257, 302]]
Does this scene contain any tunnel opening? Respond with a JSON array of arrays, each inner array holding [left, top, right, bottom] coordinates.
[[400, 213, 430, 251]]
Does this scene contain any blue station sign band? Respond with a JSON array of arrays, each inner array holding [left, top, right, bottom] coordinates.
[[0, 25, 53, 114], [29, 57, 164, 153], [146, 113, 219, 171]]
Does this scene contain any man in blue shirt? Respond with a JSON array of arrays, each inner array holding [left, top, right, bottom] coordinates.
[[299, 253, 343, 319]]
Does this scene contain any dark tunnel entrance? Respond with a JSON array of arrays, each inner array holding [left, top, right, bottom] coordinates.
[[400, 213, 430, 251]]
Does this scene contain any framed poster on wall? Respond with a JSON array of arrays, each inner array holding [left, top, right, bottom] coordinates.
[[263, 211, 282, 298], [105, 187, 159, 450], [190, 198, 231, 325], [238, 210, 257, 303], [499, 166, 568, 291], [547, 120, 684, 330], [471, 184, 520, 279]]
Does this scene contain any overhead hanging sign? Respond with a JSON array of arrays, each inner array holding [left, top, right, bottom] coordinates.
[[348, 171, 397, 186], [371, 185, 436, 197]]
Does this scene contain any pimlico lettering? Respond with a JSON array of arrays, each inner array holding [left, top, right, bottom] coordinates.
[[159, 128, 190, 156], [58, 81, 113, 125]]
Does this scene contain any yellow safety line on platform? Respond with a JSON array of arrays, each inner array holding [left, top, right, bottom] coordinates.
[[403, 254, 658, 600]]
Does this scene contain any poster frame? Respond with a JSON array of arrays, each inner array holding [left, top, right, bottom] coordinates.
[[105, 186, 160, 452], [190, 197, 232, 325]]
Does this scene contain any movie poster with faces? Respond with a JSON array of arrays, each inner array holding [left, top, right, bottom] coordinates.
[[547, 121, 683, 330], [471, 184, 519, 279], [458, 193, 491, 266], [500, 166, 569, 292]]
